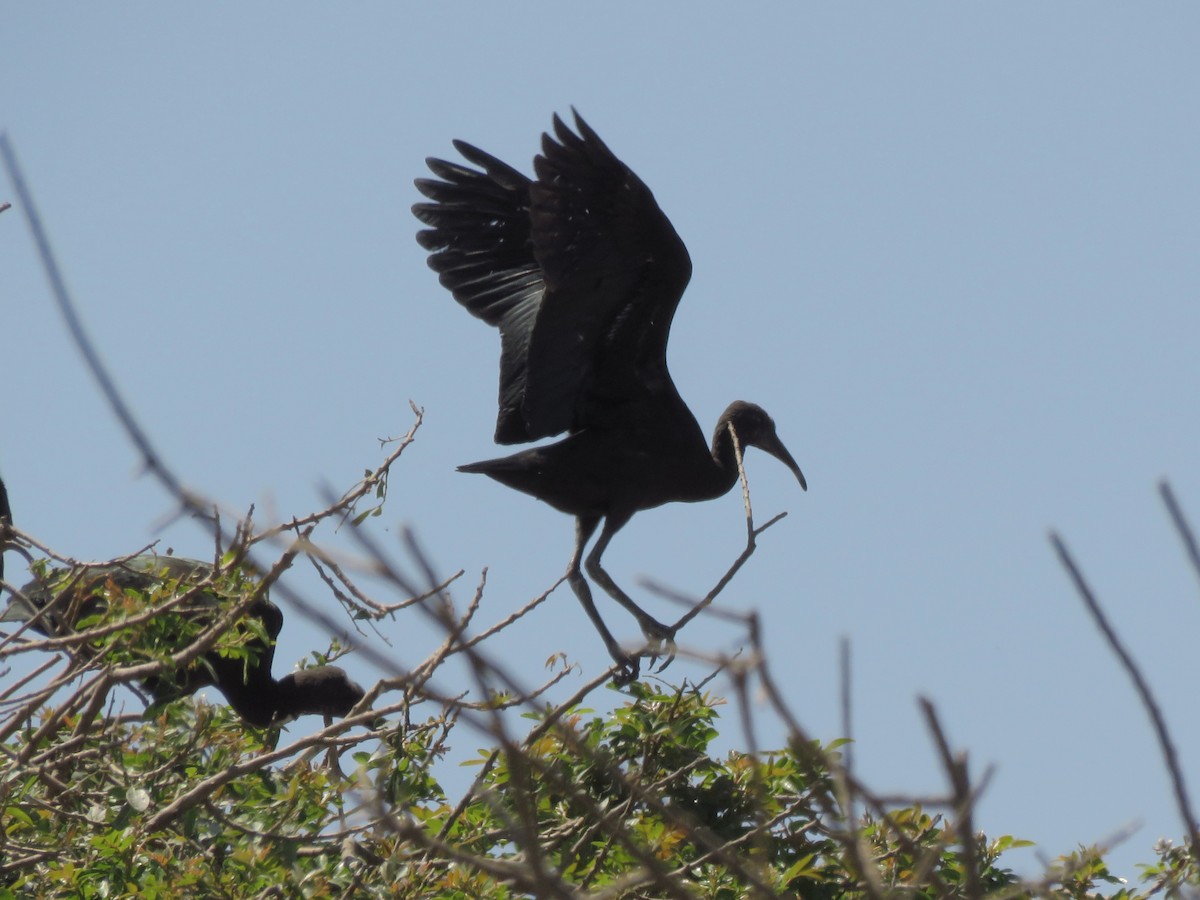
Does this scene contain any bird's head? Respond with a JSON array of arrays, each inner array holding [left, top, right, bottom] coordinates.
[[722, 401, 807, 491]]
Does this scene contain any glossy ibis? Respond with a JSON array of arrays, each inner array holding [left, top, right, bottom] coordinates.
[[413, 112, 806, 683], [0, 476, 365, 727]]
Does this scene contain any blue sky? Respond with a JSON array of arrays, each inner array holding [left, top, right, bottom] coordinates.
[[5, 4, 1200, 880]]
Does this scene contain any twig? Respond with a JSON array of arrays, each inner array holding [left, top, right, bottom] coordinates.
[[1051, 531, 1200, 852], [0, 134, 184, 500], [1160, 480, 1200, 594], [919, 697, 982, 900], [664, 423, 788, 634], [839, 635, 854, 795]]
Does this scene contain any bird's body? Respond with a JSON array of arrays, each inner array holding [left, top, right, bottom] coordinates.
[[0, 478, 364, 727], [414, 112, 806, 682], [460, 401, 755, 517]]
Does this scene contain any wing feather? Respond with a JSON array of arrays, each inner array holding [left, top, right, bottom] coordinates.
[[413, 111, 692, 442], [414, 143, 542, 442]]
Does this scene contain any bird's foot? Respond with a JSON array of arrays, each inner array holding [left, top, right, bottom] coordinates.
[[610, 654, 641, 687], [639, 621, 677, 674], [643, 637, 677, 674], [608, 622, 678, 686]]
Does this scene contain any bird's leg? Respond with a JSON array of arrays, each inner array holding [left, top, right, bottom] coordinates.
[[583, 515, 677, 673], [566, 517, 640, 685]]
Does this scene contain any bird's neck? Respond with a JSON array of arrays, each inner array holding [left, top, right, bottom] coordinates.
[[708, 420, 745, 497]]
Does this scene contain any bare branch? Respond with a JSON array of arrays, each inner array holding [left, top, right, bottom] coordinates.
[[1051, 530, 1200, 853], [919, 696, 983, 900]]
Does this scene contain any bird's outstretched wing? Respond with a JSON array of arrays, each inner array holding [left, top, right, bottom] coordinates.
[[526, 112, 693, 435], [414, 144, 543, 443], [414, 111, 692, 443]]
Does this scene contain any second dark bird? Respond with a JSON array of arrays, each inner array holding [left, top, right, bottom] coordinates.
[[414, 111, 806, 683], [0, 476, 364, 727]]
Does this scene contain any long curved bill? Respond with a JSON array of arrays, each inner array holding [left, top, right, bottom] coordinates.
[[761, 432, 807, 492]]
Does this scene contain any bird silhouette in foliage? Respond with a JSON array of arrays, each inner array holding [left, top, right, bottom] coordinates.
[[413, 111, 806, 684], [0, 476, 365, 727]]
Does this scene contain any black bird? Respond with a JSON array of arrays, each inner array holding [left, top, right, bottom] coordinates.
[[0, 476, 365, 727], [413, 111, 806, 683]]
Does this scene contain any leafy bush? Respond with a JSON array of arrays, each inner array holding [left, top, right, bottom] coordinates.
[[4, 658, 1197, 897]]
